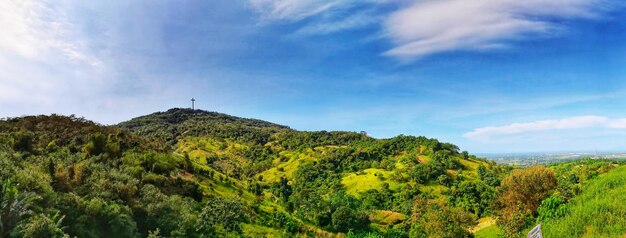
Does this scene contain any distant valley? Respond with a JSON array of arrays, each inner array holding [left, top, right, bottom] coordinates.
[[481, 151, 626, 166]]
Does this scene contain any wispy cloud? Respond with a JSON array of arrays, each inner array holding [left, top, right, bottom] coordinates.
[[248, 0, 353, 21], [464, 115, 626, 141], [0, 0, 102, 66], [249, 0, 614, 59], [383, 0, 606, 59], [0, 1, 173, 123], [0, 0, 106, 108], [294, 10, 379, 35], [248, 0, 386, 36]]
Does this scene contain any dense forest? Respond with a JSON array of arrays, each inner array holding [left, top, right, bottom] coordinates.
[[0, 108, 624, 237]]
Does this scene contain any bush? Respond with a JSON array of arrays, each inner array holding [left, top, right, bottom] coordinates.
[[268, 212, 298, 233], [199, 199, 246, 234], [536, 195, 567, 222], [83, 133, 107, 157], [12, 131, 34, 152], [140, 153, 179, 175], [15, 213, 67, 238], [497, 204, 534, 237], [331, 206, 369, 232], [409, 197, 476, 238]]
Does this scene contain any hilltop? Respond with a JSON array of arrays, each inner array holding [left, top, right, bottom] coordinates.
[[0, 109, 622, 237], [117, 108, 290, 145]]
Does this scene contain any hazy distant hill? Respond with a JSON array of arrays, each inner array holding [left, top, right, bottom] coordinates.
[[481, 152, 626, 166]]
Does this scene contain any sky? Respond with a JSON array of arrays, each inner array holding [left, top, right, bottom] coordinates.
[[2, 0, 626, 153]]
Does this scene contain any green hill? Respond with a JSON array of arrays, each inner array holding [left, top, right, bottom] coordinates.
[[118, 109, 505, 237], [0, 109, 622, 237], [117, 108, 290, 145]]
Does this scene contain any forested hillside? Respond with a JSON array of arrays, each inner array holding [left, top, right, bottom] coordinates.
[[0, 109, 622, 237]]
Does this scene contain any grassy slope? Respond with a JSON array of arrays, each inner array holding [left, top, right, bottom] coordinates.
[[116, 109, 504, 236], [342, 169, 402, 196], [175, 138, 346, 237], [259, 149, 317, 183], [178, 138, 492, 236], [474, 224, 501, 238], [542, 165, 626, 238]]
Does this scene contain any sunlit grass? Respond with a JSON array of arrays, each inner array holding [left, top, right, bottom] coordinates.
[[342, 168, 401, 197], [543, 165, 626, 238], [474, 223, 501, 238], [258, 149, 316, 183], [369, 210, 407, 226]]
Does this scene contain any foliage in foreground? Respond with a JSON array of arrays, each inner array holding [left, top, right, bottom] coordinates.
[[486, 159, 623, 237], [542, 165, 626, 237]]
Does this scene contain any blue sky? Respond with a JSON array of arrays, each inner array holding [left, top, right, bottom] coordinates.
[[2, 0, 626, 153]]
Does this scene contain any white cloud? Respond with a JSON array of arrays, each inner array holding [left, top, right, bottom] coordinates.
[[0, 0, 106, 107], [383, 0, 605, 58], [607, 119, 626, 129], [0, 0, 102, 66], [0, 1, 42, 59], [0, 1, 237, 124], [249, 0, 612, 58], [0, 1, 156, 123], [463, 115, 626, 141]]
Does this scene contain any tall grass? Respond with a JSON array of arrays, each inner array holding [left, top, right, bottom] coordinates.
[[474, 224, 501, 238], [543, 166, 626, 238]]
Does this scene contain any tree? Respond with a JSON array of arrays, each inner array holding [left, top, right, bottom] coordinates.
[[137, 185, 204, 237], [57, 194, 138, 238], [46, 140, 59, 153], [12, 131, 34, 152], [477, 165, 487, 178], [437, 174, 452, 186], [495, 165, 557, 236], [409, 197, 476, 238], [267, 212, 298, 233], [106, 134, 122, 157], [147, 228, 162, 238], [478, 164, 500, 186], [14, 212, 67, 238], [330, 206, 368, 232], [497, 204, 534, 237], [496, 165, 557, 213], [48, 158, 56, 185], [453, 180, 495, 216], [567, 173, 579, 184], [199, 199, 246, 234], [273, 177, 292, 205], [0, 179, 39, 237], [536, 195, 567, 222], [461, 151, 469, 159], [360, 189, 386, 210], [183, 153, 194, 172], [83, 133, 107, 157]]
